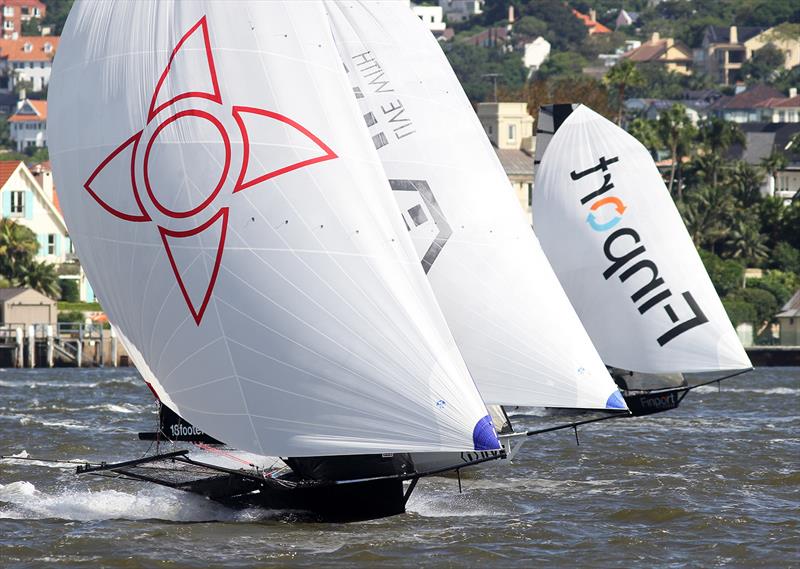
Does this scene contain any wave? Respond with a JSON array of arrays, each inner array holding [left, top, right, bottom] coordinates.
[[18, 417, 91, 430], [693, 386, 799, 395], [0, 481, 273, 522]]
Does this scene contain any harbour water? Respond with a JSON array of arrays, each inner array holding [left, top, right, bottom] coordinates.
[[0, 367, 797, 567]]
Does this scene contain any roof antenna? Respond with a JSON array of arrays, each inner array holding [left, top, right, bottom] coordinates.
[[482, 73, 500, 102]]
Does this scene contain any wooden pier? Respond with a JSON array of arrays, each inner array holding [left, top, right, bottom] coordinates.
[[0, 322, 129, 368]]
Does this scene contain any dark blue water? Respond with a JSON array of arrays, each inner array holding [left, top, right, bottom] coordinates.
[[1, 367, 798, 567]]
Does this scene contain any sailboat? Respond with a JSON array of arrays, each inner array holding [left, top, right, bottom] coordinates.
[[323, 2, 627, 454], [45, 0, 505, 521], [532, 104, 752, 416]]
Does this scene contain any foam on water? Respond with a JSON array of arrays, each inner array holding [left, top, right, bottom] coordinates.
[[0, 480, 259, 522]]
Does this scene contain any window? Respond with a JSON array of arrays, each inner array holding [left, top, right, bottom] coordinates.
[[3, 6, 14, 17], [23, 42, 31, 52], [527, 183, 533, 206], [3, 20, 14, 30], [10, 191, 24, 216], [508, 124, 516, 142], [43, 43, 52, 53], [47, 234, 55, 255]]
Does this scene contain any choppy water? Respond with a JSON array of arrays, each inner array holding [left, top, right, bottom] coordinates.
[[0, 367, 797, 568]]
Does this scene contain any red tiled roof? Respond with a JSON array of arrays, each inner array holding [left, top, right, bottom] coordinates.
[[0, 0, 46, 8], [571, 9, 612, 34], [0, 36, 58, 62], [0, 160, 21, 188], [773, 95, 800, 108], [712, 84, 784, 110], [8, 99, 46, 122]]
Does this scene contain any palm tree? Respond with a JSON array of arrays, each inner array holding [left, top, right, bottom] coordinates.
[[728, 161, 763, 206], [697, 117, 745, 187], [603, 60, 645, 125], [760, 151, 788, 194], [725, 219, 769, 265], [0, 218, 38, 282], [679, 184, 734, 250], [657, 104, 696, 200], [16, 260, 61, 299], [627, 117, 660, 158]]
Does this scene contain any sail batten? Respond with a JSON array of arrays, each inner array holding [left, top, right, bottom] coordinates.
[[324, 2, 623, 411], [49, 0, 498, 457], [533, 105, 751, 374]]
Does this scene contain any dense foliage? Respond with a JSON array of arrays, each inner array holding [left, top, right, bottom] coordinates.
[[0, 219, 60, 298]]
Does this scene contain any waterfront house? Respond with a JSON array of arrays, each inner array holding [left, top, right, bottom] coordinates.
[[0, 159, 69, 264], [8, 97, 45, 150], [777, 290, 800, 346], [0, 287, 56, 325], [477, 102, 534, 222]]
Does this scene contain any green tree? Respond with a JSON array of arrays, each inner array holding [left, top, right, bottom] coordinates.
[[727, 287, 778, 326], [761, 150, 788, 191], [750, 270, 799, 306], [725, 217, 769, 265], [722, 298, 756, 328], [513, 15, 547, 39], [699, 249, 744, 298], [443, 43, 526, 102], [627, 117, 660, 156], [0, 219, 38, 282], [742, 44, 786, 84], [657, 104, 696, 199], [536, 51, 588, 79], [728, 161, 763, 207], [59, 278, 80, 302], [42, 0, 74, 35], [603, 60, 645, 125], [16, 260, 60, 299]]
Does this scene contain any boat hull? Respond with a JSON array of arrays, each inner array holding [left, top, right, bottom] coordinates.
[[621, 387, 689, 417]]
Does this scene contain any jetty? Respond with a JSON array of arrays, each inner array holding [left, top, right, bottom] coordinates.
[[0, 322, 129, 368]]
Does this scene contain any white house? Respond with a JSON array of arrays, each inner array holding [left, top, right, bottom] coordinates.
[[523, 37, 550, 74], [8, 97, 45, 151], [438, 0, 483, 23], [0, 35, 59, 93], [411, 4, 446, 32], [0, 160, 68, 265]]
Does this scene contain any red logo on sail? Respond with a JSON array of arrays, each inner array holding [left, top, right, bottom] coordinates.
[[83, 16, 337, 325]]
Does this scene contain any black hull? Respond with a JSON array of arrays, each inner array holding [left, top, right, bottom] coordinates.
[[218, 477, 407, 522], [622, 387, 689, 417]]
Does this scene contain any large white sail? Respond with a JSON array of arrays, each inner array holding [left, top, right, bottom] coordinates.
[[533, 105, 751, 373], [324, 2, 625, 411], [48, 0, 499, 457]]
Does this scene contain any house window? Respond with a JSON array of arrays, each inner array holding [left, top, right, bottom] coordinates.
[[44, 43, 52, 53], [527, 183, 533, 206], [3, 20, 14, 30], [3, 6, 14, 17], [47, 234, 55, 255], [23, 42, 32, 52], [10, 190, 24, 216], [508, 124, 516, 142]]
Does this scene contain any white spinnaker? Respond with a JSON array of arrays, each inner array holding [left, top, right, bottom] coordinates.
[[533, 105, 751, 373], [325, 1, 624, 410], [48, 0, 498, 456]]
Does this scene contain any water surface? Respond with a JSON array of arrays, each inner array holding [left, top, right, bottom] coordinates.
[[1, 367, 797, 567]]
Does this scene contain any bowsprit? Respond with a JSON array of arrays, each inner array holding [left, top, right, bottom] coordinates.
[[570, 155, 709, 346]]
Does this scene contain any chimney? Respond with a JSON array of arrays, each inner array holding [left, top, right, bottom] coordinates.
[[650, 32, 660, 43], [729, 26, 738, 44], [508, 4, 514, 24], [665, 37, 674, 48], [589, 9, 597, 22], [790, 87, 798, 98]]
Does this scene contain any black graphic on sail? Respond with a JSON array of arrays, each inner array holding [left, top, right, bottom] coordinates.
[[389, 179, 452, 273]]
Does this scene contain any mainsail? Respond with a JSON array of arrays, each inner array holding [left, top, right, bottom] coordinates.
[[532, 105, 751, 373], [48, 0, 499, 457], [324, 2, 625, 411]]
